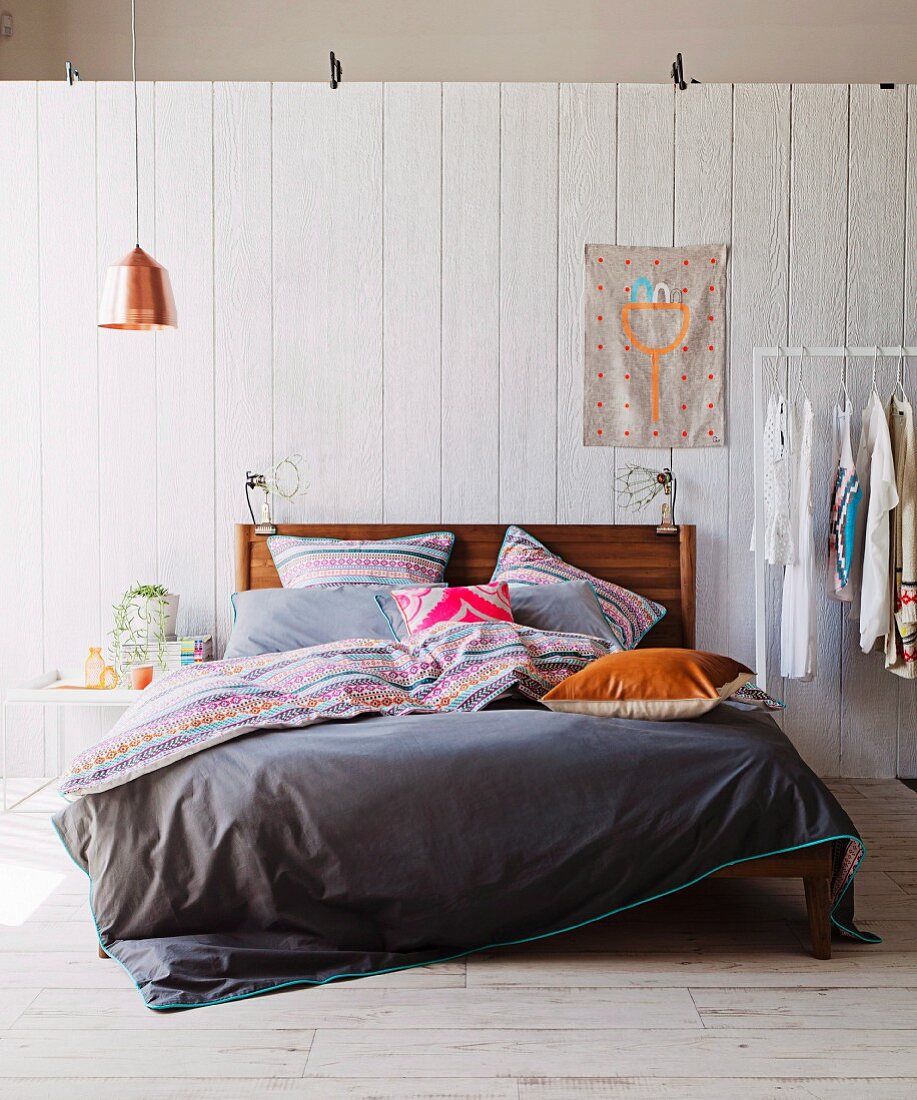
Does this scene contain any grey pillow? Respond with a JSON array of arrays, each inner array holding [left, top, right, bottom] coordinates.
[[224, 587, 396, 658], [376, 580, 620, 645], [509, 581, 620, 643]]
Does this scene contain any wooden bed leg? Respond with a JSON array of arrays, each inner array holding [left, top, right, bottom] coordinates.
[[803, 875, 832, 960], [98, 944, 109, 959]]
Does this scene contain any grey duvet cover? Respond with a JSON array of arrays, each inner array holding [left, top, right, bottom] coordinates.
[[54, 700, 870, 1009]]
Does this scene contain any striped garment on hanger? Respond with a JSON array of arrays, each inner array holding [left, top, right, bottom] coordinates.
[[828, 403, 863, 601]]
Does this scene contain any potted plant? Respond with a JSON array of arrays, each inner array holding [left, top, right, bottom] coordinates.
[[110, 583, 179, 684]]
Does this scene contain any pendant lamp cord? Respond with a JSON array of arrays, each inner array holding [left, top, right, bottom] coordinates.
[[131, 0, 139, 247]]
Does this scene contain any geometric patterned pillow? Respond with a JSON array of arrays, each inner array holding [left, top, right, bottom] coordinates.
[[268, 531, 454, 589], [728, 682, 786, 710], [391, 583, 513, 637], [489, 525, 666, 650]]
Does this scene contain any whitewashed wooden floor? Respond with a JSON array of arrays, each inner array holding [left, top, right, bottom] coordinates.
[[1, 779, 916, 1098]]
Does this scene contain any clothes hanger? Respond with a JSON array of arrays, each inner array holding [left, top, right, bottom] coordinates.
[[870, 345, 881, 401], [893, 347, 908, 404], [793, 347, 811, 406], [836, 347, 853, 410]]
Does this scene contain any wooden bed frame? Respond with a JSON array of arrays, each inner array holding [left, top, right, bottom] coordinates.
[[100, 522, 832, 960], [231, 521, 833, 960]]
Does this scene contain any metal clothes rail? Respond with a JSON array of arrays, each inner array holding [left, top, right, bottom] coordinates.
[[752, 346, 917, 689]]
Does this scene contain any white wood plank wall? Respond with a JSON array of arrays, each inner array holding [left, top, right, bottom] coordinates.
[[1, 82, 915, 778]]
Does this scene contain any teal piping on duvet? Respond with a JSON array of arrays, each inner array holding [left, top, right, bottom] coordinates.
[[51, 819, 879, 1012]]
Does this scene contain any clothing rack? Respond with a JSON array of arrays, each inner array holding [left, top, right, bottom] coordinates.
[[752, 346, 917, 689]]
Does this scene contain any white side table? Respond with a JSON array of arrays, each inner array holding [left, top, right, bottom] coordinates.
[[2, 670, 143, 810]]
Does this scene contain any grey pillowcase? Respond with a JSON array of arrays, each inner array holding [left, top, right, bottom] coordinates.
[[224, 587, 396, 658], [509, 581, 620, 644], [376, 580, 620, 645]]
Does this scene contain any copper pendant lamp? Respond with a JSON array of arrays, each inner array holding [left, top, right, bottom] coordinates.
[[98, 0, 176, 330]]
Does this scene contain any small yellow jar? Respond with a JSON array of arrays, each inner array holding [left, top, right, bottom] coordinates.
[[84, 646, 105, 689]]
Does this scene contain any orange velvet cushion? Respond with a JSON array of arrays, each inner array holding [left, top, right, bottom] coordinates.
[[542, 648, 753, 720]]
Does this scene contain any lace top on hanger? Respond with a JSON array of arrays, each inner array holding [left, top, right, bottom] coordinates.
[[761, 366, 794, 567]]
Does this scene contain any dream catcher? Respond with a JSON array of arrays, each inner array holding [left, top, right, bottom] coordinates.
[[615, 464, 678, 535]]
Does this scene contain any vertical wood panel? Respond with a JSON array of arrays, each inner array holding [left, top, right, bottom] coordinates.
[[673, 82, 733, 652], [727, 85, 791, 698], [213, 83, 273, 651], [499, 83, 559, 523], [96, 82, 157, 653], [95, 84, 156, 740], [0, 83, 43, 774], [843, 83, 907, 778], [155, 82, 215, 636], [383, 83, 442, 522], [441, 83, 500, 523], [557, 83, 617, 524], [272, 83, 383, 523], [38, 81, 100, 762], [615, 84, 675, 524], [783, 84, 849, 775], [900, 84, 917, 778]]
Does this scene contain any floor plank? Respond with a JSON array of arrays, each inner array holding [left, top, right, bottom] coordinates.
[[13, 986, 701, 1031], [339, 963, 467, 989], [846, 897, 917, 920], [0, 1082, 519, 1100], [0, 921, 99, 953], [0, 1029, 314, 1078], [0, 989, 41, 1029], [0, 953, 141, 989], [305, 1027, 917, 1078], [518, 1079, 917, 1099], [692, 986, 917, 1028], [466, 949, 917, 988]]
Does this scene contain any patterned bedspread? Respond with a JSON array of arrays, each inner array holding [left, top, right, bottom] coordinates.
[[60, 622, 616, 797]]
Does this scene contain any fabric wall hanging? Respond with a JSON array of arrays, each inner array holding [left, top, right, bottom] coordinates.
[[584, 245, 728, 448]]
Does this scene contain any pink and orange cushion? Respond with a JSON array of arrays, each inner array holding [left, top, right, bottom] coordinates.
[[391, 583, 514, 636]]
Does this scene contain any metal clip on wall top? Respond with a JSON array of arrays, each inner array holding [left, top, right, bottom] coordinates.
[[671, 52, 700, 91], [65, 60, 80, 84], [330, 51, 342, 89]]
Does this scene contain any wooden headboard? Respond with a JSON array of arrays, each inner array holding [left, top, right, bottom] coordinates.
[[234, 524, 696, 648]]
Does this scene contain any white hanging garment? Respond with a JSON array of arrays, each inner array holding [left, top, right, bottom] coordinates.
[[859, 397, 899, 653], [884, 393, 917, 676], [780, 396, 816, 681], [827, 401, 863, 602], [849, 392, 881, 619], [757, 390, 795, 566]]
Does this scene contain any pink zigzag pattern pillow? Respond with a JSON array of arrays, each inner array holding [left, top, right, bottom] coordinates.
[[393, 583, 514, 636]]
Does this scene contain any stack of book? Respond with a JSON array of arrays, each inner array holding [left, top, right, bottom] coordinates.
[[161, 635, 213, 671], [121, 635, 213, 673]]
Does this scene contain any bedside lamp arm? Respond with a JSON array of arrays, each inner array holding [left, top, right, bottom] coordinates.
[[245, 472, 264, 528]]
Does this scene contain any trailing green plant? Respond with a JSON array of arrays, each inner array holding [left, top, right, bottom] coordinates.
[[110, 582, 171, 683]]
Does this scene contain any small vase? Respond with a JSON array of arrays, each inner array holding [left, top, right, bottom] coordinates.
[[85, 646, 105, 688]]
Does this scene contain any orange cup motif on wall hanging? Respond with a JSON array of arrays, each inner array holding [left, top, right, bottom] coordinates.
[[620, 278, 691, 422]]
